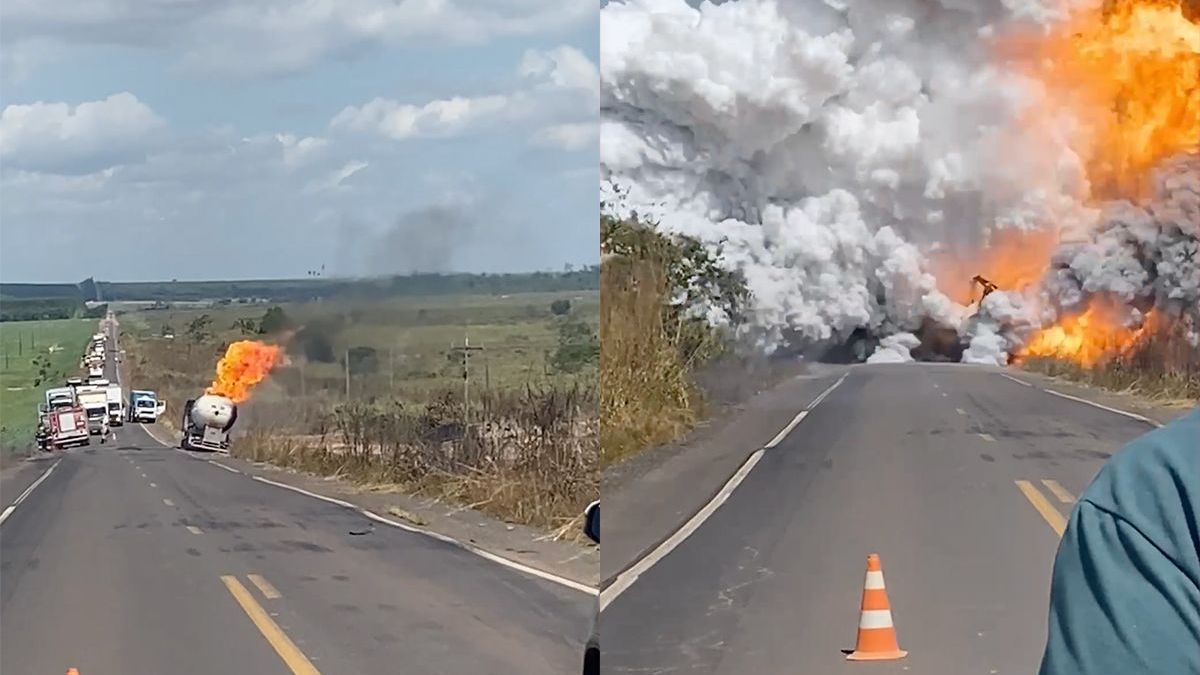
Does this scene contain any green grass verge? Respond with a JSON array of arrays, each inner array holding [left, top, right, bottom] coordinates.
[[0, 318, 95, 454]]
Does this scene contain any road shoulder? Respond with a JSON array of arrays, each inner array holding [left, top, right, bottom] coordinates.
[[142, 422, 599, 588], [1009, 368, 1194, 426], [0, 453, 58, 506]]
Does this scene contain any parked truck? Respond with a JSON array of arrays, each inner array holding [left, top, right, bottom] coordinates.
[[41, 388, 90, 450], [181, 394, 238, 452], [106, 383, 125, 426], [75, 385, 111, 438], [127, 390, 166, 423]]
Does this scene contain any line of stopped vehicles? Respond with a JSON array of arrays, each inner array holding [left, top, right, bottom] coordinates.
[[36, 332, 245, 454], [35, 332, 164, 450]]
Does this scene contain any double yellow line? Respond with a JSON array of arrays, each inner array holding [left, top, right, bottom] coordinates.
[[221, 574, 319, 674], [1015, 479, 1076, 536]]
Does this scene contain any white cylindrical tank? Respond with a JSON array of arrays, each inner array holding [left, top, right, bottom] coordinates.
[[191, 394, 237, 430]]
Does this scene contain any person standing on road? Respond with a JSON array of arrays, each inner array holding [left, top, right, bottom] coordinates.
[[1039, 406, 1199, 675]]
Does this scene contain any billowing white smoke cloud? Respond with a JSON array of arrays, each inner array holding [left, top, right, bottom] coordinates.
[[965, 154, 1200, 364], [600, 0, 1109, 358], [866, 332, 920, 363]]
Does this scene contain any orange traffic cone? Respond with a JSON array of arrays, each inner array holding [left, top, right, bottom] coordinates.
[[847, 553, 907, 661], [67, 669, 80, 675]]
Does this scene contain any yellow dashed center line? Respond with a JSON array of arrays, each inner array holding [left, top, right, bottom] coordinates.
[[1016, 480, 1067, 537], [1041, 479, 1076, 504], [221, 576, 319, 674], [248, 574, 283, 600]]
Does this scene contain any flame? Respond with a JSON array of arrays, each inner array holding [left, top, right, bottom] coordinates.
[[1018, 304, 1156, 367], [995, 1, 1196, 368], [1013, 0, 1200, 198], [206, 340, 282, 403], [929, 229, 1060, 305]]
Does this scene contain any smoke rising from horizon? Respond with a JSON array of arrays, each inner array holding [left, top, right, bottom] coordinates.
[[335, 203, 478, 278]]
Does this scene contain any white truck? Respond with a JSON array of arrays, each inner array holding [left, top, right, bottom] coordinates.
[[181, 394, 238, 452], [75, 385, 111, 438], [105, 383, 125, 426], [127, 390, 166, 423]]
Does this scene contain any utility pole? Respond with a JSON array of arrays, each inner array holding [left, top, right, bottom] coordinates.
[[344, 347, 351, 399], [449, 335, 484, 428], [389, 345, 395, 391]]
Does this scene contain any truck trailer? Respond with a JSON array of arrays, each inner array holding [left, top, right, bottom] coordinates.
[[106, 384, 125, 426], [75, 385, 110, 437], [181, 394, 238, 452]]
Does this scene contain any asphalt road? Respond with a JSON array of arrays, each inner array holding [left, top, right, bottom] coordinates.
[[601, 363, 1158, 674], [0, 317, 592, 674]]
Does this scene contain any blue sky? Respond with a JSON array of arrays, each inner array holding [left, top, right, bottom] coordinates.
[[0, 1, 598, 282]]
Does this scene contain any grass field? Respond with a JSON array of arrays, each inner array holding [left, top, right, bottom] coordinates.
[[0, 319, 95, 455], [120, 290, 599, 416]]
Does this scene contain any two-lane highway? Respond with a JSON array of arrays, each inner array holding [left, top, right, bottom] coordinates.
[[1, 423, 593, 674], [1, 315, 594, 674], [601, 363, 1161, 674]]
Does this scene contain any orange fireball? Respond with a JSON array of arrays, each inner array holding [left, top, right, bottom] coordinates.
[[1009, 0, 1200, 199], [1018, 304, 1155, 367], [207, 340, 282, 403]]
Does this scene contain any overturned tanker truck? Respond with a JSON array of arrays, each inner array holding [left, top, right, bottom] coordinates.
[[181, 394, 238, 452]]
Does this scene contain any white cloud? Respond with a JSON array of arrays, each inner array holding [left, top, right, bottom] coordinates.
[[519, 45, 601, 99], [275, 133, 329, 169], [331, 46, 598, 150], [2, 0, 595, 80], [532, 122, 597, 151], [309, 159, 370, 192], [330, 95, 521, 140], [0, 92, 167, 174]]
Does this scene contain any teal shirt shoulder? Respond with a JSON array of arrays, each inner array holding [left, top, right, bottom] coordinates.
[[1039, 407, 1200, 675]]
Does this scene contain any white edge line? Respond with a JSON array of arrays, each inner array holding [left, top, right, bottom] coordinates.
[[763, 372, 847, 450], [139, 423, 176, 447], [249, 475, 598, 596], [208, 460, 241, 474], [1043, 388, 1163, 428], [1, 459, 62, 526], [1000, 373, 1034, 387], [807, 372, 848, 410], [251, 475, 358, 509], [764, 411, 807, 449], [138, 407, 598, 595], [359, 510, 597, 595], [599, 448, 766, 612]]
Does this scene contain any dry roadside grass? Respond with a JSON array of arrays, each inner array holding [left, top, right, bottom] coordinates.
[[600, 254, 698, 466], [598, 213, 745, 467], [1020, 320, 1200, 406], [233, 385, 598, 538]]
